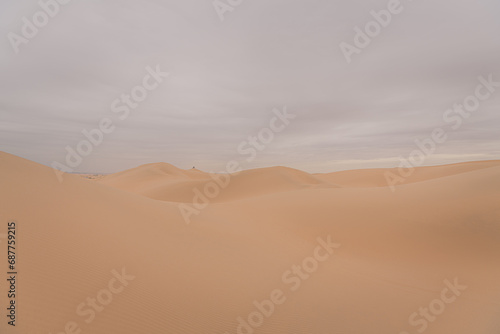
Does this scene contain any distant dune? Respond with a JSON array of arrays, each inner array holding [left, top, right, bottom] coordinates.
[[98, 163, 336, 202], [315, 160, 500, 188], [1, 151, 499, 334]]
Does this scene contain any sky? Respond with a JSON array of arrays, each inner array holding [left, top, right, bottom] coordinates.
[[0, 0, 499, 174]]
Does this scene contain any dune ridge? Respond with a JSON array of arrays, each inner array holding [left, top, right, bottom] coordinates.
[[98, 164, 337, 203], [98, 159, 500, 202], [314, 160, 500, 188]]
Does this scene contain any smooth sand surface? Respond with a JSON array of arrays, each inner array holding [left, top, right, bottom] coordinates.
[[1, 151, 500, 334]]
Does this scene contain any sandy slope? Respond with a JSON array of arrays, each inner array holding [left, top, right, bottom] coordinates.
[[1, 152, 499, 334], [314, 160, 500, 188], [98, 164, 336, 203]]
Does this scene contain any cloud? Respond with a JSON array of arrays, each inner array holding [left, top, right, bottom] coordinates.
[[0, 0, 499, 173]]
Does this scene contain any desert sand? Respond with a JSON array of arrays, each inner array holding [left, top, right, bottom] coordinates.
[[1, 151, 500, 334]]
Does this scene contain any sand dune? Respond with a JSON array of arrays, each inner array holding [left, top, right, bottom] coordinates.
[[99, 164, 335, 203], [1, 151, 500, 334], [315, 160, 500, 188]]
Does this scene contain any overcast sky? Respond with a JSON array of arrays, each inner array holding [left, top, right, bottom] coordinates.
[[1, 0, 499, 173]]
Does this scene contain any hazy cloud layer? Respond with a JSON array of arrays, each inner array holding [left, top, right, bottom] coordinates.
[[1, 0, 499, 173]]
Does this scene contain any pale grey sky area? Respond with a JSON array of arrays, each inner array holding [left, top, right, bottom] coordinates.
[[0, 0, 499, 173]]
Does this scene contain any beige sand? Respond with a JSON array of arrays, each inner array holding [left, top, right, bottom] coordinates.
[[1, 151, 499, 334]]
